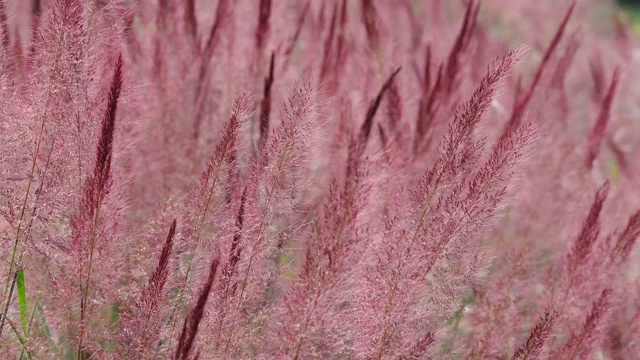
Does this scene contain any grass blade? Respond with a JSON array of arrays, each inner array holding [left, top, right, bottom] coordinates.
[[2, 314, 33, 360], [16, 268, 28, 338]]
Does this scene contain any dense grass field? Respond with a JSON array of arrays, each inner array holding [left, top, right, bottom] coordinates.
[[1, 0, 640, 359]]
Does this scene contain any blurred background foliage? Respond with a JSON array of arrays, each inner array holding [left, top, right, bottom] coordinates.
[[618, 0, 640, 31]]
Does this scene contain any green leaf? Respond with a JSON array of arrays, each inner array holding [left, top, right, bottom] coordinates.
[[16, 268, 28, 338], [111, 304, 119, 323], [608, 158, 620, 180]]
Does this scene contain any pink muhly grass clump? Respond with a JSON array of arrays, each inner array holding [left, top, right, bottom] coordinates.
[[0, 0, 639, 359]]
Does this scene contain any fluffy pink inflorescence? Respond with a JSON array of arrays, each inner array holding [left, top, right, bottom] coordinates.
[[0, 0, 639, 359]]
